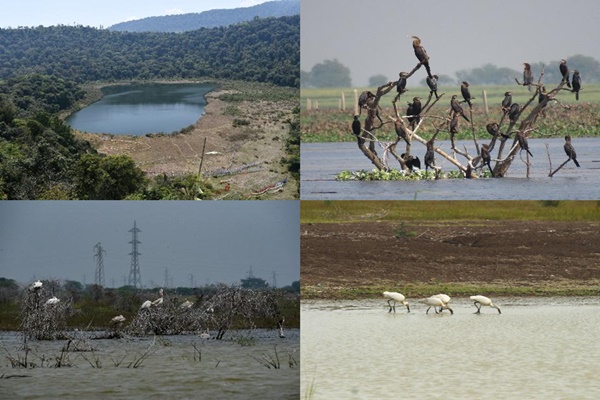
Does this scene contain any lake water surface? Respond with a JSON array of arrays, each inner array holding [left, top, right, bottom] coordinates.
[[301, 298, 600, 399], [1, 329, 298, 399], [301, 138, 600, 200], [66, 83, 212, 135]]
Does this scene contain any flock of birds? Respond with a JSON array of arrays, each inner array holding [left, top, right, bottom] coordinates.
[[383, 291, 501, 315], [353, 36, 583, 172], [29, 280, 61, 306]]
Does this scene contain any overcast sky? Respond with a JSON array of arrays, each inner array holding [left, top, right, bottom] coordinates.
[[0, 0, 270, 29], [0, 201, 299, 289], [301, 0, 600, 86]]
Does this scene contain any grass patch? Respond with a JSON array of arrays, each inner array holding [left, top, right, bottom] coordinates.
[[301, 200, 600, 223], [302, 279, 600, 300]]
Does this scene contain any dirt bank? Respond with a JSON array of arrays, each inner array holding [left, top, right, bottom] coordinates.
[[301, 220, 600, 298], [75, 86, 298, 199]]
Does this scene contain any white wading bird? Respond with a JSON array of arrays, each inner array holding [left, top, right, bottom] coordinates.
[[29, 280, 43, 291], [151, 288, 164, 306], [470, 295, 501, 314], [433, 293, 451, 313], [45, 296, 60, 306], [110, 315, 126, 326], [383, 292, 410, 313], [421, 296, 453, 314], [180, 300, 194, 309]]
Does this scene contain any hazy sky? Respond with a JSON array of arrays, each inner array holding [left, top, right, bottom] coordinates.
[[0, 0, 270, 28], [301, 0, 600, 86], [0, 201, 299, 288]]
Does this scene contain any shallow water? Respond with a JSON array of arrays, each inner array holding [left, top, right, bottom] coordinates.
[[66, 84, 212, 135], [0, 329, 299, 399], [301, 138, 600, 199], [301, 298, 600, 399]]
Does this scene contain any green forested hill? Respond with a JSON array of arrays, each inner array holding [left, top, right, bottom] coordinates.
[[109, 0, 300, 33], [0, 16, 299, 87]]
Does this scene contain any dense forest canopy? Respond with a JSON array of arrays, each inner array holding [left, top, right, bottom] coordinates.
[[0, 16, 300, 87], [109, 0, 300, 33]]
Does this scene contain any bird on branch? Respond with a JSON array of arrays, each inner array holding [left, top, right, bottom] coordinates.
[[426, 74, 439, 99], [409, 35, 433, 79], [517, 131, 533, 157], [501, 91, 512, 114], [393, 118, 411, 146], [480, 143, 493, 175], [449, 114, 459, 148], [424, 138, 436, 173], [508, 103, 520, 124], [563, 135, 580, 167], [352, 115, 361, 136], [401, 153, 421, 170], [450, 95, 470, 122], [572, 70, 581, 101], [407, 97, 421, 130], [396, 72, 408, 95], [523, 63, 534, 91], [460, 81, 473, 107], [559, 59, 571, 88], [357, 90, 375, 114]]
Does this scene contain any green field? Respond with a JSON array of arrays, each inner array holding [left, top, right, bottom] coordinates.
[[301, 200, 600, 224], [301, 84, 600, 142]]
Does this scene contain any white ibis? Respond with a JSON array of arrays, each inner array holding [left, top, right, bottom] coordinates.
[[140, 300, 152, 310], [383, 292, 410, 313], [470, 295, 501, 314], [29, 280, 43, 291], [421, 296, 453, 314], [45, 296, 60, 306]]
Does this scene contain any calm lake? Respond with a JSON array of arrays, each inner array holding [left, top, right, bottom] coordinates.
[[0, 329, 299, 399], [301, 138, 600, 200], [301, 298, 600, 399], [66, 83, 212, 135]]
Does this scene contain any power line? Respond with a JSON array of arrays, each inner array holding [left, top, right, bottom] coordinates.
[[128, 220, 142, 289], [93, 242, 106, 287]]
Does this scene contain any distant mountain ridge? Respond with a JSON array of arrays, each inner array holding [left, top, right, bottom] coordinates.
[[109, 0, 300, 33]]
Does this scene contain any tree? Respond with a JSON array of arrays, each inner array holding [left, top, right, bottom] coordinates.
[[369, 74, 388, 87], [308, 59, 352, 87], [240, 276, 269, 289], [455, 64, 520, 85], [74, 154, 146, 200]]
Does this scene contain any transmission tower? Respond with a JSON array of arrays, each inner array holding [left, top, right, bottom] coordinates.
[[271, 271, 278, 288], [94, 242, 106, 287], [128, 220, 142, 289]]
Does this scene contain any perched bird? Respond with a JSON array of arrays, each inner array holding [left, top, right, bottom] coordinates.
[[449, 115, 459, 148], [407, 97, 422, 130], [180, 300, 194, 309], [501, 91, 512, 114], [110, 315, 126, 326], [394, 118, 411, 145], [523, 62, 534, 91], [517, 132, 533, 157], [451, 95, 470, 122], [460, 81, 473, 107], [508, 103, 520, 124], [402, 154, 421, 170], [396, 72, 408, 95], [486, 122, 499, 137], [572, 70, 581, 101], [352, 115, 361, 136], [538, 86, 549, 108], [559, 59, 571, 88], [470, 295, 501, 314], [424, 139, 436, 173], [29, 280, 43, 291], [140, 300, 152, 310], [357, 90, 375, 115], [409, 35, 433, 79], [421, 296, 453, 314], [426, 74, 439, 99], [383, 291, 410, 313], [481, 143, 493, 174], [45, 296, 60, 306], [563, 135, 580, 167], [152, 288, 164, 306]]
